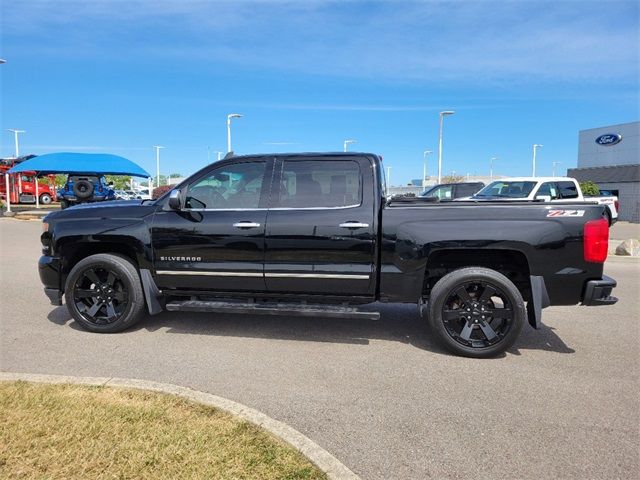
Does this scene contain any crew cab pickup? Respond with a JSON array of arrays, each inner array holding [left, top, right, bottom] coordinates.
[[39, 153, 618, 357], [465, 177, 619, 225]]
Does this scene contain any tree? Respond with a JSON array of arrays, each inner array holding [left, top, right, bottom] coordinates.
[[105, 175, 133, 190], [152, 184, 173, 199], [441, 174, 465, 184], [579, 181, 600, 196], [54, 175, 67, 189]]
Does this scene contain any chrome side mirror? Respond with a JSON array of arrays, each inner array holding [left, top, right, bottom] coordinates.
[[168, 189, 182, 210], [535, 195, 552, 202]]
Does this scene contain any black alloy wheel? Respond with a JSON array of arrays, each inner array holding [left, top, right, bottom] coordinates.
[[441, 281, 513, 348], [72, 266, 129, 325], [427, 267, 525, 358], [65, 253, 146, 333]]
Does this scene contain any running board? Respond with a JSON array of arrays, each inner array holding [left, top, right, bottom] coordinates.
[[165, 300, 380, 320]]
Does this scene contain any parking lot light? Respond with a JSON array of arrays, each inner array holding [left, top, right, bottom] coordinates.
[[490, 156, 498, 181], [423, 150, 432, 187], [5, 129, 25, 158], [532, 144, 543, 176], [153, 146, 164, 188], [227, 114, 243, 153], [438, 111, 455, 184], [344, 139, 357, 152]]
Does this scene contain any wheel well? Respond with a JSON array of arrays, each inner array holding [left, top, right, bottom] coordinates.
[[423, 249, 531, 300], [61, 242, 138, 277]]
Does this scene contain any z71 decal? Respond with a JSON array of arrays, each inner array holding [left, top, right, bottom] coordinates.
[[547, 209, 585, 217]]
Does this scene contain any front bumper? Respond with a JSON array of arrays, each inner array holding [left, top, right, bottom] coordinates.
[[39, 255, 62, 305], [582, 275, 618, 306]]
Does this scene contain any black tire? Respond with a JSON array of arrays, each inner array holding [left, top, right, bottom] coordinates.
[[605, 209, 612, 227], [427, 267, 525, 358], [39, 193, 52, 205], [73, 180, 94, 200], [60, 200, 69, 209], [64, 253, 146, 333]]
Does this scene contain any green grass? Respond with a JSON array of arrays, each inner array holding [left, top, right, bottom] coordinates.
[[0, 381, 326, 480]]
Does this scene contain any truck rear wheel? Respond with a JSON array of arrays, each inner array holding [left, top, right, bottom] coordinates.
[[427, 267, 525, 358], [64, 253, 146, 333]]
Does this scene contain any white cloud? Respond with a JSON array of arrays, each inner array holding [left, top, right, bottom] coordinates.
[[2, 0, 638, 84]]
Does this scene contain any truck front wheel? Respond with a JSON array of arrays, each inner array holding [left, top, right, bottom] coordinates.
[[39, 193, 52, 205], [64, 253, 146, 333], [427, 267, 525, 358]]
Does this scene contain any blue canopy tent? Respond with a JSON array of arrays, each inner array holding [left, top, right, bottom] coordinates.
[[7, 152, 151, 178]]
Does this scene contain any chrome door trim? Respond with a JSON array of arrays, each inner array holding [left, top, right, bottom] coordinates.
[[268, 204, 361, 211], [156, 270, 263, 277], [156, 271, 370, 280], [265, 273, 370, 279]]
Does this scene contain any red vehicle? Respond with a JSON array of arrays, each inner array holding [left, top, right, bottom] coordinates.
[[0, 155, 57, 205]]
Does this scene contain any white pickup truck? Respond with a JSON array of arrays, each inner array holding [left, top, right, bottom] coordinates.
[[461, 177, 618, 225]]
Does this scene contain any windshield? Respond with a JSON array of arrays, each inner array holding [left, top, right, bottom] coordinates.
[[474, 181, 537, 198]]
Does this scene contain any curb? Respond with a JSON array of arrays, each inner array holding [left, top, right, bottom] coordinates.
[[0, 372, 359, 480]]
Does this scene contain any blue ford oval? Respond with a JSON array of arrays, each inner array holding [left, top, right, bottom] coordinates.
[[595, 133, 622, 146]]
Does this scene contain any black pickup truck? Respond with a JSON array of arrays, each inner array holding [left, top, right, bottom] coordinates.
[[39, 153, 617, 357]]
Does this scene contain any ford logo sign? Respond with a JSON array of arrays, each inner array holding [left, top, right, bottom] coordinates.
[[595, 133, 622, 146]]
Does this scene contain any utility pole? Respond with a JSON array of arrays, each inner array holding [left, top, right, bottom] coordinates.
[[552, 161, 562, 177]]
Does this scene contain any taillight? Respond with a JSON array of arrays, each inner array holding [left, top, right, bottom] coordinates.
[[614, 200, 619, 212], [584, 218, 609, 263]]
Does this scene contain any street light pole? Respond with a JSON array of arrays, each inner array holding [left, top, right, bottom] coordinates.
[[227, 114, 243, 153], [437, 111, 455, 184], [552, 161, 562, 177], [6, 129, 25, 158], [490, 156, 498, 181], [532, 144, 543, 176], [386, 166, 392, 191], [423, 150, 432, 187], [343, 139, 356, 152], [153, 146, 164, 187]]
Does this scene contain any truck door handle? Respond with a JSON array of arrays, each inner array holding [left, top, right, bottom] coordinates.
[[339, 222, 370, 229], [232, 222, 261, 229]]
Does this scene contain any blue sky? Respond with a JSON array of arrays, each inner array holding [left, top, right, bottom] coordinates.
[[1, 0, 638, 184]]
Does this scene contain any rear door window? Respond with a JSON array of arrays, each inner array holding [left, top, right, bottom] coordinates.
[[277, 160, 361, 208], [536, 182, 559, 199], [557, 181, 579, 199], [433, 185, 453, 200]]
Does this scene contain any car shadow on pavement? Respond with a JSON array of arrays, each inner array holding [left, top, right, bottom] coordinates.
[[47, 303, 574, 356]]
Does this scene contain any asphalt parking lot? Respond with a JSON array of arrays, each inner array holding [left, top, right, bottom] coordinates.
[[1, 218, 638, 479]]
